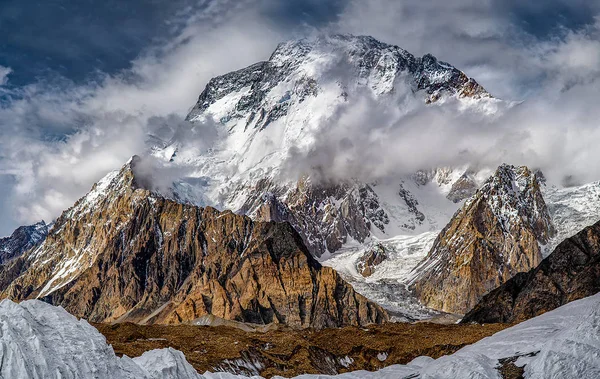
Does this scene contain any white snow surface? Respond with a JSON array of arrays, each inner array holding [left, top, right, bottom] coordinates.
[[3, 295, 600, 378], [0, 299, 202, 379], [543, 181, 600, 255]]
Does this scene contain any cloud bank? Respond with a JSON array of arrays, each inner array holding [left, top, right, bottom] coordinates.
[[0, 1, 281, 233], [1, 0, 600, 234]]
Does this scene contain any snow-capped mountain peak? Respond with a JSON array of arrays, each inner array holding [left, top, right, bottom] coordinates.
[[186, 34, 490, 129], [155, 34, 496, 259], [410, 164, 556, 314], [0, 221, 47, 265]]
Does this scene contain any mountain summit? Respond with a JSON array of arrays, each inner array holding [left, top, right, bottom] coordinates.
[[187, 34, 490, 125], [158, 34, 496, 258]]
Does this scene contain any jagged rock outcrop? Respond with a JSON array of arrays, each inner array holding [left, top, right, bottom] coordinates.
[[0, 157, 387, 328], [446, 171, 478, 203], [241, 178, 380, 256], [0, 221, 47, 264], [462, 220, 600, 324], [238, 172, 473, 258], [410, 165, 556, 314], [356, 244, 388, 277]]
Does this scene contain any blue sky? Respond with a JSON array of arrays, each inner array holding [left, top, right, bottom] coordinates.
[[0, 0, 600, 234], [0, 0, 204, 87], [3, 0, 595, 88], [0, 0, 345, 88]]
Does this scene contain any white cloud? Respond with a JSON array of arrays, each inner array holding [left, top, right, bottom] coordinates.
[[0, 66, 12, 86], [0, 2, 283, 232], [2, 0, 600, 235]]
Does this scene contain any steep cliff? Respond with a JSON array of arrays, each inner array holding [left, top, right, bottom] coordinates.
[[410, 165, 555, 314], [463, 220, 600, 324]]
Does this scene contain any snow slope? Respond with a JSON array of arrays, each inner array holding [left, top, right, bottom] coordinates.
[[0, 300, 201, 379], [3, 294, 600, 378], [320, 233, 440, 320], [543, 181, 600, 255]]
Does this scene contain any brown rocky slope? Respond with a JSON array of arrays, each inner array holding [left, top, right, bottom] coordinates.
[[410, 165, 555, 314], [462, 220, 600, 324], [0, 157, 386, 328]]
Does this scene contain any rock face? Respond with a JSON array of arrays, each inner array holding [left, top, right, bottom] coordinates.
[[446, 171, 478, 203], [0, 157, 386, 328], [463, 220, 600, 324], [240, 178, 379, 256], [356, 244, 388, 277], [410, 165, 556, 314], [0, 221, 47, 265], [236, 172, 476, 257]]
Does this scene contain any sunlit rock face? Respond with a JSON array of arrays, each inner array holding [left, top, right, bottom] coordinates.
[[0, 158, 386, 328], [410, 164, 555, 314]]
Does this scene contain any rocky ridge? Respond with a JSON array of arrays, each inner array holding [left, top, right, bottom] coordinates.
[[463, 219, 600, 324], [0, 221, 47, 265], [0, 157, 386, 328], [410, 164, 556, 314], [356, 244, 388, 277]]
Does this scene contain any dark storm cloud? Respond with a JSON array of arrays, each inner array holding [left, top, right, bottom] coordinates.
[[0, 0, 207, 87]]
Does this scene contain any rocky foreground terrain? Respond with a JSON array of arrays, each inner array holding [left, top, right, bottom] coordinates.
[[3, 296, 600, 378], [96, 321, 507, 378]]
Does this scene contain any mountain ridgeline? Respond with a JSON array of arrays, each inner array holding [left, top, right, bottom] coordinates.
[[0, 157, 386, 328], [463, 219, 600, 324], [0, 221, 47, 265], [2, 34, 600, 331], [410, 165, 556, 314], [176, 34, 494, 258]]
